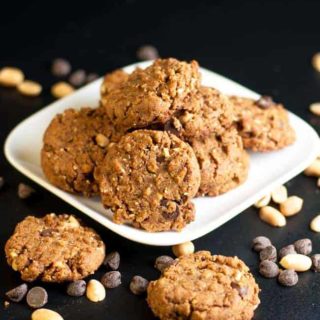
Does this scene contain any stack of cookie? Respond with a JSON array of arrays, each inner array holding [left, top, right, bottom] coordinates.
[[41, 58, 295, 232]]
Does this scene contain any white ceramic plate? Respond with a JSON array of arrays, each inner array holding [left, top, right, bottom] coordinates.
[[4, 61, 320, 246]]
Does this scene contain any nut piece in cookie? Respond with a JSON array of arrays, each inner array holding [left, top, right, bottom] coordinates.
[[5, 214, 105, 282], [147, 251, 260, 320], [97, 130, 201, 232], [41, 107, 123, 197], [230, 95, 296, 152], [101, 58, 201, 130]]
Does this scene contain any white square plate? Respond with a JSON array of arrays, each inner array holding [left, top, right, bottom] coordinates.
[[4, 61, 320, 246]]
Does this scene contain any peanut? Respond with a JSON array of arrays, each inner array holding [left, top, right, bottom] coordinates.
[[254, 194, 271, 208], [279, 196, 303, 217], [0, 67, 24, 87], [259, 206, 286, 227], [309, 102, 320, 116], [17, 80, 42, 97], [172, 241, 195, 257], [310, 215, 320, 232], [304, 159, 320, 177], [86, 279, 106, 302], [279, 253, 312, 272], [95, 134, 109, 147], [312, 52, 320, 72], [271, 185, 288, 204], [31, 308, 63, 320], [51, 82, 74, 98]]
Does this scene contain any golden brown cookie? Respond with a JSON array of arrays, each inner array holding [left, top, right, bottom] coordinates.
[[5, 214, 105, 282], [41, 107, 123, 197], [230, 95, 296, 152], [101, 58, 201, 130], [190, 128, 249, 196], [97, 130, 201, 232], [147, 251, 260, 320], [100, 69, 129, 96]]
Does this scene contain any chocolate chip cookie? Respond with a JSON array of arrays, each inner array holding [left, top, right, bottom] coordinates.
[[41, 107, 122, 197], [147, 251, 260, 320], [230, 95, 296, 152], [100, 69, 129, 96], [5, 214, 105, 282], [97, 130, 201, 232], [101, 58, 201, 130], [190, 128, 249, 196]]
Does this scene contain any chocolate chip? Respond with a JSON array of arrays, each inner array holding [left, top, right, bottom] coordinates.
[[0, 176, 4, 190], [278, 269, 298, 286], [231, 282, 248, 298], [40, 228, 54, 237], [260, 245, 277, 262], [279, 244, 296, 260], [103, 251, 120, 270], [18, 183, 35, 199], [259, 260, 279, 278], [311, 254, 320, 272], [255, 95, 274, 109], [294, 238, 312, 255], [101, 271, 122, 289], [67, 280, 86, 297], [5, 283, 28, 302], [154, 255, 174, 273], [86, 73, 99, 83], [136, 45, 159, 61], [26, 287, 48, 308], [252, 236, 272, 252], [156, 155, 166, 163], [162, 205, 180, 220], [129, 275, 149, 295], [51, 58, 71, 77], [69, 69, 86, 87]]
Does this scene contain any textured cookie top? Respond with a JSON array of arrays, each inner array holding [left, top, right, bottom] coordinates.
[[97, 130, 201, 232], [5, 214, 105, 282], [41, 107, 123, 197], [147, 251, 260, 320], [101, 58, 201, 130], [230, 95, 296, 152], [100, 69, 129, 96]]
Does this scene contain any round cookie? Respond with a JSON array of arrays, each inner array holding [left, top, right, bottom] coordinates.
[[97, 130, 201, 232], [100, 69, 129, 96], [190, 128, 249, 196], [101, 58, 201, 130], [147, 251, 260, 320], [230, 95, 296, 152], [41, 107, 123, 197], [5, 214, 105, 282]]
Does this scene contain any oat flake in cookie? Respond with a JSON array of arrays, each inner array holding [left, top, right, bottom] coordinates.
[[5, 214, 105, 282], [147, 251, 260, 320], [97, 130, 201, 232], [41, 107, 123, 197]]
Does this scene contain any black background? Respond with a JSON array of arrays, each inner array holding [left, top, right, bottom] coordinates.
[[1, 0, 320, 319]]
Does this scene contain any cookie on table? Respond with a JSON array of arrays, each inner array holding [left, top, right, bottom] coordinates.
[[41, 107, 123, 197], [100, 69, 129, 96], [230, 95, 296, 152], [101, 58, 201, 130], [97, 130, 201, 232], [147, 251, 260, 320], [190, 127, 249, 196], [5, 214, 105, 282]]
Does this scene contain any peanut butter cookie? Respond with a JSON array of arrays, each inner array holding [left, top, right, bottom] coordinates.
[[5, 214, 105, 282], [100, 69, 129, 96], [147, 251, 260, 320], [97, 130, 201, 232]]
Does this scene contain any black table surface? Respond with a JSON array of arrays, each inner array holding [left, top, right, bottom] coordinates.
[[1, 1, 320, 319]]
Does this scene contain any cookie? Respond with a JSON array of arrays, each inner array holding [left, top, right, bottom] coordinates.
[[97, 130, 201, 232], [41, 107, 122, 197], [147, 251, 260, 320], [100, 69, 129, 96], [230, 95, 296, 152], [101, 58, 201, 130], [5, 214, 105, 282], [190, 128, 249, 196]]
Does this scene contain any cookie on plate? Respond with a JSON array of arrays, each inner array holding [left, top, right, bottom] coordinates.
[[5, 214, 105, 282], [190, 127, 249, 196], [230, 95, 296, 152], [147, 251, 260, 320], [100, 69, 129, 96], [41, 107, 122, 197], [97, 130, 201, 232], [101, 58, 201, 130]]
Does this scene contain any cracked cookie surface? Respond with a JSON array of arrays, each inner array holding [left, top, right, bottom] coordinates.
[[97, 130, 201, 232], [41, 107, 123, 197], [147, 251, 260, 320], [230, 95, 296, 152], [5, 214, 105, 282], [100, 69, 129, 96]]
